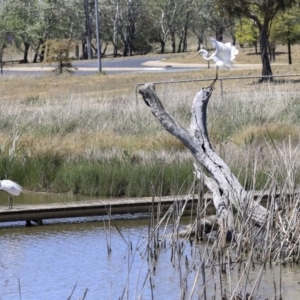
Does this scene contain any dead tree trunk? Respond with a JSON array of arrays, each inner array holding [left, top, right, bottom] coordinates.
[[139, 84, 268, 242]]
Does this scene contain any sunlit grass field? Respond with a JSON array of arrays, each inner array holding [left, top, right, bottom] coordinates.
[[1, 43, 300, 197]]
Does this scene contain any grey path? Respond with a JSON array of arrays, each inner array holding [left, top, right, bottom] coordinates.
[[1, 56, 202, 76]]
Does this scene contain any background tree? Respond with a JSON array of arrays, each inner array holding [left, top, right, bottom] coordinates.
[[175, 0, 194, 52], [190, 0, 214, 51], [43, 39, 74, 73], [154, 0, 178, 54], [235, 18, 259, 53], [216, 0, 298, 79], [0, 31, 7, 74], [32, 0, 78, 61], [270, 8, 300, 64], [118, 0, 144, 56], [0, 0, 83, 63], [100, 0, 120, 57], [83, 0, 94, 59]]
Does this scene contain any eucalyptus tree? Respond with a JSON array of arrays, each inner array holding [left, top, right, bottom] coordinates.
[[0, 0, 84, 62], [175, 0, 194, 52], [29, 0, 83, 62], [270, 7, 300, 64], [216, 0, 298, 78], [190, 0, 214, 51], [100, 0, 149, 56], [151, 0, 179, 54], [0, 0, 35, 62], [99, 0, 120, 57], [0, 9, 9, 71], [235, 18, 259, 53], [117, 0, 146, 56], [154, 0, 191, 53]]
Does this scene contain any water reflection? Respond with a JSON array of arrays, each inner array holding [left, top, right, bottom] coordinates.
[[0, 217, 300, 299]]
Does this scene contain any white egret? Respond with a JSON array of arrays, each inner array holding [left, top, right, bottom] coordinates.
[[194, 37, 239, 87], [0, 180, 22, 209]]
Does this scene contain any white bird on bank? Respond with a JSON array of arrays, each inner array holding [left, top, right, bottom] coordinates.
[[0, 180, 22, 209], [194, 37, 239, 87]]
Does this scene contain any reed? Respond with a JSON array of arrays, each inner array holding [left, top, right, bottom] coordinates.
[[138, 174, 300, 298], [133, 118, 300, 298]]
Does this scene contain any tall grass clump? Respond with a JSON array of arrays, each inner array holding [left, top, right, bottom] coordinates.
[[136, 142, 300, 299], [52, 158, 194, 197], [0, 76, 300, 197]]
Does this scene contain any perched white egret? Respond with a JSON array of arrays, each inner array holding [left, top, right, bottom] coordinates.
[[194, 37, 239, 87], [0, 180, 22, 209]]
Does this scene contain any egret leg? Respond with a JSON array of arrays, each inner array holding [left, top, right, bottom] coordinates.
[[209, 66, 219, 89], [8, 194, 13, 209]]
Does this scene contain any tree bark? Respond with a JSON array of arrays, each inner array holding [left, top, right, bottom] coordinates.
[[139, 84, 268, 243], [83, 0, 93, 60], [216, 23, 224, 42], [160, 41, 165, 54], [259, 27, 273, 79], [170, 32, 176, 53], [22, 41, 30, 63], [33, 40, 42, 63], [287, 39, 292, 65], [113, 2, 119, 58]]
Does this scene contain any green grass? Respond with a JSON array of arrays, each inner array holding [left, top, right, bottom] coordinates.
[[52, 160, 194, 197]]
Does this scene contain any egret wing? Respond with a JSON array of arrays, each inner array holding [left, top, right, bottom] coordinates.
[[225, 42, 239, 60], [210, 38, 238, 66], [0, 180, 22, 196]]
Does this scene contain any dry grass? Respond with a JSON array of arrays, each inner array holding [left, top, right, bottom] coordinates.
[[1, 44, 300, 194], [1, 66, 300, 163]]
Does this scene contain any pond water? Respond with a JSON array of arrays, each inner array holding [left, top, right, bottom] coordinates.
[[1, 194, 300, 299]]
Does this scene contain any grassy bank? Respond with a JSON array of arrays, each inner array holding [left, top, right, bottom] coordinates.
[[1, 45, 300, 197]]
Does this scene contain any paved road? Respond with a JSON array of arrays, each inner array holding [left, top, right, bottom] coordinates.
[[1, 56, 201, 76]]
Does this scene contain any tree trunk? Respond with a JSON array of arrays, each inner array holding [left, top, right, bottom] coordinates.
[[139, 84, 268, 244], [113, 45, 118, 57], [128, 27, 134, 56], [39, 40, 46, 62], [22, 41, 30, 63], [197, 35, 203, 51], [259, 27, 273, 80], [177, 39, 182, 53], [254, 41, 258, 55], [287, 39, 292, 65], [170, 32, 176, 53], [183, 27, 188, 52], [123, 41, 129, 56], [160, 41, 165, 54], [232, 36, 236, 46], [0, 45, 5, 74], [33, 40, 42, 63], [113, 2, 119, 58], [101, 42, 108, 57], [182, 12, 190, 52], [268, 42, 275, 61], [216, 24, 224, 42], [84, 0, 93, 60]]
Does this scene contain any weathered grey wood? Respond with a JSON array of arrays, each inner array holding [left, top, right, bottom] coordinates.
[[178, 215, 218, 238], [139, 84, 268, 240]]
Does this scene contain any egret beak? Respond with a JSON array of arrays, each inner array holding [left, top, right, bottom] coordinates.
[[193, 51, 200, 59]]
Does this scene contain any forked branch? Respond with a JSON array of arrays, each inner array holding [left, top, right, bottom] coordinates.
[[139, 83, 268, 240]]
